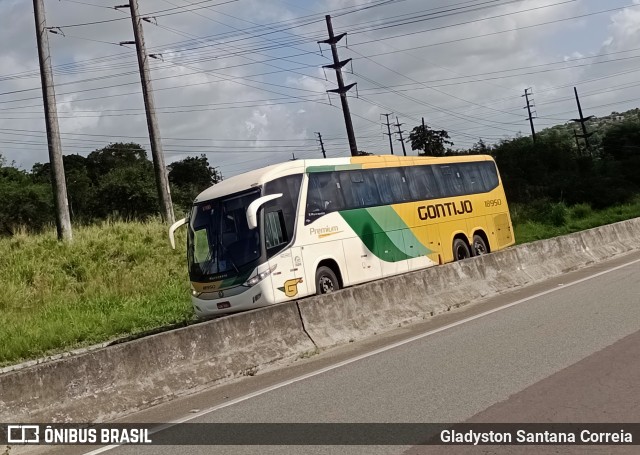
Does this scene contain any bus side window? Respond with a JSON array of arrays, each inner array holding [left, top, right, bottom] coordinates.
[[264, 209, 288, 255], [478, 161, 499, 191], [460, 162, 484, 194], [305, 172, 344, 223], [373, 168, 411, 204], [433, 165, 465, 197], [405, 165, 441, 200], [340, 170, 381, 208], [264, 174, 302, 255]]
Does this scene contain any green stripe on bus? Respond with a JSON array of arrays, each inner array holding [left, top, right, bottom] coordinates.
[[306, 164, 362, 173], [339, 208, 414, 262], [366, 206, 431, 257], [335, 164, 363, 171]]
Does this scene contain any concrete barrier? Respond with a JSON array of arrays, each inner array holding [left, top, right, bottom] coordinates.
[[297, 217, 640, 349], [0, 303, 315, 423], [1, 217, 639, 423]]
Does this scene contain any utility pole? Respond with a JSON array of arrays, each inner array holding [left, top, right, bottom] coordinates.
[[119, 0, 174, 224], [523, 88, 537, 144], [573, 129, 582, 157], [318, 15, 358, 156], [315, 132, 327, 158], [395, 116, 407, 156], [33, 0, 72, 242], [382, 113, 394, 155], [572, 87, 594, 153]]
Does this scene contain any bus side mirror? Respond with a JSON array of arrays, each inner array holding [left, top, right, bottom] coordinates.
[[169, 218, 187, 249], [246, 193, 282, 230]]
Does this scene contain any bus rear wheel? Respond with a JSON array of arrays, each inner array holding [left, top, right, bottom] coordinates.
[[472, 234, 489, 256], [453, 238, 471, 261], [316, 266, 340, 295]]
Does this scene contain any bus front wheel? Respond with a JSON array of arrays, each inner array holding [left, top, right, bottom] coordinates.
[[453, 238, 471, 261], [316, 266, 340, 295]]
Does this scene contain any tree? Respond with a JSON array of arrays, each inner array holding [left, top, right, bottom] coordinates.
[[469, 139, 490, 155], [94, 165, 158, 220], [168, 154, 221, 212], [602, 119, 640, 161], [407, 122, 453, 156], [0, 164, 53, 236], [32, 154, 93, 220], [84, 143, 158, 220], [85, 143, 149, 185], [601, 119, 640, 189]]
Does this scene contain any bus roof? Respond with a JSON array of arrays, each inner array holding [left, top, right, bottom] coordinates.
[[194, 154, 495, 203]]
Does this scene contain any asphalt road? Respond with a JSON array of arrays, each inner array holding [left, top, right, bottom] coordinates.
[[40, 251, 640, 455]]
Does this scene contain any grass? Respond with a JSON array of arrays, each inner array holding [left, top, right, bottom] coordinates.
[[512, 197, 640, 244], [0, 220, 193, 367], [1, 198, 640, 367]]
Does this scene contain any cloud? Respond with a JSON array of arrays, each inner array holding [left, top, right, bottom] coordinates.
[[0, 0, 639, 175]]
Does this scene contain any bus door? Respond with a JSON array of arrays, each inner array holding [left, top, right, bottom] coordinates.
[[289, 246, 308, 296], [268, 247, 308, 301], [264, 208, 308, 301]]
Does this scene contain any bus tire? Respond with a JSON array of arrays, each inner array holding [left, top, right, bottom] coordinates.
[[472, 234, 489, 256], [315, 266, 340, 295], [453, 238, 471, 261]]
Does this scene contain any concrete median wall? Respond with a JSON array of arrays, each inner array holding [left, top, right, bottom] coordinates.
[[1, 217, 639, 423], [0, 303, 315, 422], [298, 217, 640, 349]]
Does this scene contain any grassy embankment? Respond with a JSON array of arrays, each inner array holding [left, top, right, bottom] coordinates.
[[0, 221, 192, 367], [2, 197, 640, 367], [512, 196, 640, 244]]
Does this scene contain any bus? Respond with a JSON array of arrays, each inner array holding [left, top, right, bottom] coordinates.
[[169, 154, 515, 318]]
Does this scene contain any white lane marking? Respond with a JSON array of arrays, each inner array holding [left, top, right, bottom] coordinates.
[[82, 257, 640, 455]]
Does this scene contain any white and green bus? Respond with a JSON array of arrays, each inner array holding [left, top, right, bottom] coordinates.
[[169, 154, 514, 317]]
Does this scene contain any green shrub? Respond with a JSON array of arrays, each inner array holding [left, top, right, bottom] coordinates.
[[570, 203, 592, 220], [549, 203, 568, 227]]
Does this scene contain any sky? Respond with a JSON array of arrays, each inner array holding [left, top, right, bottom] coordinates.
[[1, 0, 640, 177]]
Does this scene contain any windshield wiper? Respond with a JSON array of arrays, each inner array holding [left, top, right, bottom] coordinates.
[[218, 239, 240, 274], [199, 245, 217, 276]]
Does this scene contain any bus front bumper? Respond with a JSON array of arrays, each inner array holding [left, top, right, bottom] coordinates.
[[191, 280, 274, 318]]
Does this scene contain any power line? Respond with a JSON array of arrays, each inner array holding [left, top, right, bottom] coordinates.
[[349, 3, 640, 50], [52, 0, 239, 29]]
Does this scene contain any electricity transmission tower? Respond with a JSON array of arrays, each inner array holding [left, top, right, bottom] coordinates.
[[315, 132, 327, 158], [523, 88, 537, 144], [395, 117, 407, 156], [382, 113, 395, 155], [318, 15, 358, 156], [572, 87, 595, 153]]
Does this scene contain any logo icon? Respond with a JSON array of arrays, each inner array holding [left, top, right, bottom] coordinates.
[[7, 425, 40, 444], [278, 278, 303, 297], [218, 290, 224, 298]]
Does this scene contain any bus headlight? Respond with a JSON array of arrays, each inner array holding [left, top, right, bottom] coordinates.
[[243, 264, 277, 287], [190, 283, 202, 298]]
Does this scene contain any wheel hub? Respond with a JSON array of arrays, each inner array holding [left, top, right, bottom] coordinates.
[[319, 276, 334, 293]]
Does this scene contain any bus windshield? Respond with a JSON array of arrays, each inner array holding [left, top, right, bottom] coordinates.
[[188, 190, 261, 282]]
